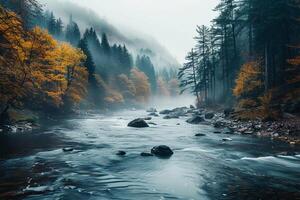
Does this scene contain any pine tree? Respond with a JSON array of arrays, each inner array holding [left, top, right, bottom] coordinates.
[[65, 15, 81, 46], [178, 49, 200, 103]]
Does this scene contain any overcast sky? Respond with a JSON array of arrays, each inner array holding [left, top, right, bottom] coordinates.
[[67, 0, 219, 63]]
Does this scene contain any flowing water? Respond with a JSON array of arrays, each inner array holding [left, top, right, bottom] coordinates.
[[0, 106, 300, 200]]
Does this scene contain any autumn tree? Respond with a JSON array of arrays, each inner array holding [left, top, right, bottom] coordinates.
[[0, 7, 88, 122], [130, 68, 151, 103]]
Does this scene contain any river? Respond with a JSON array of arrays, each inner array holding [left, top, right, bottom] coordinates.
[[0, 105, 300, 199]]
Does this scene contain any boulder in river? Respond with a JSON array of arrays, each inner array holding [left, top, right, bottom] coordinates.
[[159, 109, 172, 115], [186, 116, 205, 124], [195, 133, 206, 137], [151, 145, 174, 158], [148, 112, 159, 117], [143, 117, 152, 121], [140, 152, 154, 157], [116, 150, 126, 156], [222, 138, 233, 142], [205, 112, 215, 119], [128, 118, 149, 128], [163, 114, 179, 119], [63, 147, 74, 152]]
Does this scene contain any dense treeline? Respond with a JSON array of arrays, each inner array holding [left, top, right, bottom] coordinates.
[[0, 0, 179, 124], [179, 0, 300, 119]]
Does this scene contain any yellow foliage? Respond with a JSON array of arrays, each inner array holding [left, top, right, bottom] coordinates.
[[233, 61, 262, 97], [236, 99, 258, 110], [130, 68, 151, 103], [0, 7, 87, 112]]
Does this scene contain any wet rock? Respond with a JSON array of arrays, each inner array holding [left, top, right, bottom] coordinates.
[[190, 105, 196, 109], [63, 147, 74, 152], [195, 133, 206, 137], [224, 108, 234, 118], [116, 151, 126, 156], [159, 109, 172, 115], [163, 114, 179, 119], [213, 131, 222, 134], [147, 108, 157, 113], [140, 152, 154, 157], [148, 112, 159, 117], [176, 123, 180, 125], [128, 118, 149, 128], [143, 117, 152, 121], [205, 112, 215, 119], [222, 138, 233, 141], [148, 122, 157, 125], [186, 116, 205, 124], [214, 121, 226, 128], [151, 145, 174, 158]]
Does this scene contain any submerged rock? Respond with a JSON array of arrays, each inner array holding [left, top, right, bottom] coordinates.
[[195, 133, 206, 137], [159, 109, 172, 115], [163, 114, 179, 119], [63, 147, 74, 152], [140, 152, 154, 157], [151, 145, 174, 158], [186, 116, 205, 124], [116, 150, 126, 156], [222, 138, 233, 142], [128, 118, 149, 128], [143, 117, 152, 121]]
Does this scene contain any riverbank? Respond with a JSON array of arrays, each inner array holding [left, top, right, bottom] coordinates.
[[153, 105, 300, 146]]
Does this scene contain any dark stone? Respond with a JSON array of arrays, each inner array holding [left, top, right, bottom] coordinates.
[[195, 133, 206, 137], [222, 138, 233, 141], [140, 152, 154, 157], [213, 131, 222, 134], [151, 145, 174, 158], [143, 117, 152, 121], [163, 114, 179, 119], [190, 105, 195, 109], [186, 116, 205, 124], [159, 109, 172, 115], [149, 112, 159, 117], [224, 108, 234, 118], [128, 118, 149, 128], [116, 151, 126, 156], [214, 121, 225, 128], [205, 112, 215, 119], [63, 148, 74, 152], [148, 122, 157, 125]]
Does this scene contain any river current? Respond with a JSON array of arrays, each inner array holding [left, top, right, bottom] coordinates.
[[0, 105, 300, 199]]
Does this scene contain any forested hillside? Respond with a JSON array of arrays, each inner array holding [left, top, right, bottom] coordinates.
[[179, 0, 300, 120], [0, 0, 179, 124]]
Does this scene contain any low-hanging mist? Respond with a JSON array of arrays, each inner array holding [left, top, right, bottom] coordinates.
[[40, 0, 180, 70]]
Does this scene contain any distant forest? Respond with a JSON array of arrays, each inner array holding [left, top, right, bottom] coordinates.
[[179, 0, 300, 119], [0, 0, 178, 123]]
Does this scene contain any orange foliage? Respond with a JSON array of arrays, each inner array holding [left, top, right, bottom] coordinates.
[[233, 61, 262, 97], [0, 7, 87, 112], [130, 68, 151, 103]]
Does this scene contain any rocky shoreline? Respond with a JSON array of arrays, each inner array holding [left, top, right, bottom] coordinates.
[[146, 106, 300, 146]]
